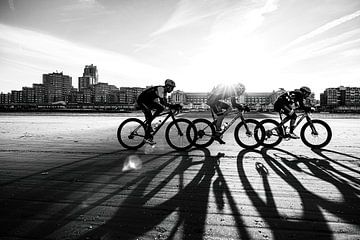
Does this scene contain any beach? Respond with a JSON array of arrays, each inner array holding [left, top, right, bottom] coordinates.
[[0, 112, 359, 239]]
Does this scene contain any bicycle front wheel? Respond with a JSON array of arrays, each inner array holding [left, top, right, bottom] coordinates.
[[165, 119, 196, 151], [234, 119, 264, 149], [300, 119, 332, 149], [256, 119, 283, 148], [192, 118, 215, 148], [117, 118, 146, 149]]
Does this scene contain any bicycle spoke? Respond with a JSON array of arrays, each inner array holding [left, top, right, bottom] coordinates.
[[166, 119, 196, 150], [301, 121, 331, 148], [235, 119, 263, 148], [192, 118, 215, 148], [117, 118, 146, 149], [258, 119, 282, 147]]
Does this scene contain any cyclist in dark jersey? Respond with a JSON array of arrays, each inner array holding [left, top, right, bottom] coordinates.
[[273, 86, 312, 139], [206, 83, 247, 144], [137, 79, 176, 144]]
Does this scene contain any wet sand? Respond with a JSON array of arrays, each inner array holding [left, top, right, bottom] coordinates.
[[0, 112, 359, 239]]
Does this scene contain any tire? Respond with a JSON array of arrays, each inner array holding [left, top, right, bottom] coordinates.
[[117, 118, 146, 149], [234, 119, 264, 149], [256, 119, 283, 148], [192, 118, 216, 148], [300, 119, 332, 149], [165, 119, 196, 151]]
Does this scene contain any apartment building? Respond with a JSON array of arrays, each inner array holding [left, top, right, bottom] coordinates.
[[320, 86, 360, 112], [22, 87, 35, 104], [43, 72, 72, 103]]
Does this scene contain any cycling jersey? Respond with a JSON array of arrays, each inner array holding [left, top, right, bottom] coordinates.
[[207, 84, 243, 115], [274, 90, 307, 112], [137, 86, 167, 107]]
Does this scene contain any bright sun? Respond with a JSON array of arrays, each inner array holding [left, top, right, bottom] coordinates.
[[178, 35, 280, 92]]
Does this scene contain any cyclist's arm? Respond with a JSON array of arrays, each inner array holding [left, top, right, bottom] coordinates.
[[156, 86, 170, 107], [230, 97, 237, 107], [294, 92, 311, 111], [230, 96, 246, 110]]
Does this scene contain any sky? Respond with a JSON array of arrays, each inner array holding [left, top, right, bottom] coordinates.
[[0, 0, 359, 97]]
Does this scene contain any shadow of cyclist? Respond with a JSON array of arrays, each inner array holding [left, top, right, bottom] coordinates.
[[211, 151, 252, 240], [1, 149, 148, 239], [274, 147, 360, 230], [311, 148, 360, 174], [77, 148, 221, 240], [237, 148, 334, 239]]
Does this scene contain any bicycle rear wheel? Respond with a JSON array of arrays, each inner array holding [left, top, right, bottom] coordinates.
[[256, 119, 283, 148], [192, 118, 215, 148], [165, 119, 196, 151], [234, 119, 264, 149], [300, 119, 332, 149], [117, 118, 146, 149]]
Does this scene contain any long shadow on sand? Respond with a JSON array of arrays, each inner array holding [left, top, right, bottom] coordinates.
[[237, 147, 360, 240], [77, 148, 222, 240], [0, 149, 176, 239]]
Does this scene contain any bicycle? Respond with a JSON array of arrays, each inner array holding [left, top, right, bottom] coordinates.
[[192, 106, 265, 149], [117, 105, 197, 151], [255, 109, 332, 149]]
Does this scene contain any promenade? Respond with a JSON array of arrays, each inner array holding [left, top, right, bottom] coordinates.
[[0, 112, 359, 240]]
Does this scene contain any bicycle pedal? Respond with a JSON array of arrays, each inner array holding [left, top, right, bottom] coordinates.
[[144, 138, 156, 145]]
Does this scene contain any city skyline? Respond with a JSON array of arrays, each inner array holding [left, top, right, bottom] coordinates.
[[0, 66, 356, 98], [1, 0, 360, 96]]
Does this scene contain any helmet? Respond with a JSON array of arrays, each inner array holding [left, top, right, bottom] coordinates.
[[300, 86, 311, 95], [165, 79, 176, 88], [234, 83, 245, 95]]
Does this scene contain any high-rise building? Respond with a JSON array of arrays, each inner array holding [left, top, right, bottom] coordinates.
[[78, 76, 91, 91], [82, 64, 98, 85], [22, 87, 35, 103], [0, 92, 11, 104], [94, 83, 110, 103], [33, 84, 45, 104], [43, 72, 72, 103], [320, 86, 360, 112], [11, 90, 23, 103]]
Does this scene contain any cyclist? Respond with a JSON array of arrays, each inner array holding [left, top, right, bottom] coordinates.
[[273, 86, 312, 139], [137, 79, 177, 145], [206, 83, 247, 144]]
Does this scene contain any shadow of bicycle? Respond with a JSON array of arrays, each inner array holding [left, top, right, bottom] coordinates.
[[237, 147, 360, 240]]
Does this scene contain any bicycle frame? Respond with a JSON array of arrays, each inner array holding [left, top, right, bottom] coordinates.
[[276, 111, 316, 136], [141, 109, 182, 137], [210, 109, 250, 135]]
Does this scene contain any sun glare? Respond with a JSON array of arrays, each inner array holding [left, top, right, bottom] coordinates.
[[180, 35, 279, 92]]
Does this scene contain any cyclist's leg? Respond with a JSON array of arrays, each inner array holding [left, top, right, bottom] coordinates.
[[213, 101, 230, 131], [282, 105, 299, 138], [151, 102, 165, 120], [282, 105, 297, 132], [212, 102, 230, 144], [138, 102, 153, 138]]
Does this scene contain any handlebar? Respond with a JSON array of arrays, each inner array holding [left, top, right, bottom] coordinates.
[[236, 105, 250, 112], [168, 104, 183, 115]]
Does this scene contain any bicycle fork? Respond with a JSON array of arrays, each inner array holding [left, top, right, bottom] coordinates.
[[238, 115, 253, 137], [306, 116, 319, 136], [171, 114, 185, 136]]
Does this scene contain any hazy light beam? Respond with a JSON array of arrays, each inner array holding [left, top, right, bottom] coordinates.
[[281, 9, 360, 52]]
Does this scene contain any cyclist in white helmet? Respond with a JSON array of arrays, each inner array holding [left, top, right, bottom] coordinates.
[[273, 86, 312, 139], [137, 79, 178, 144], [206, 83, 248, 144]]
